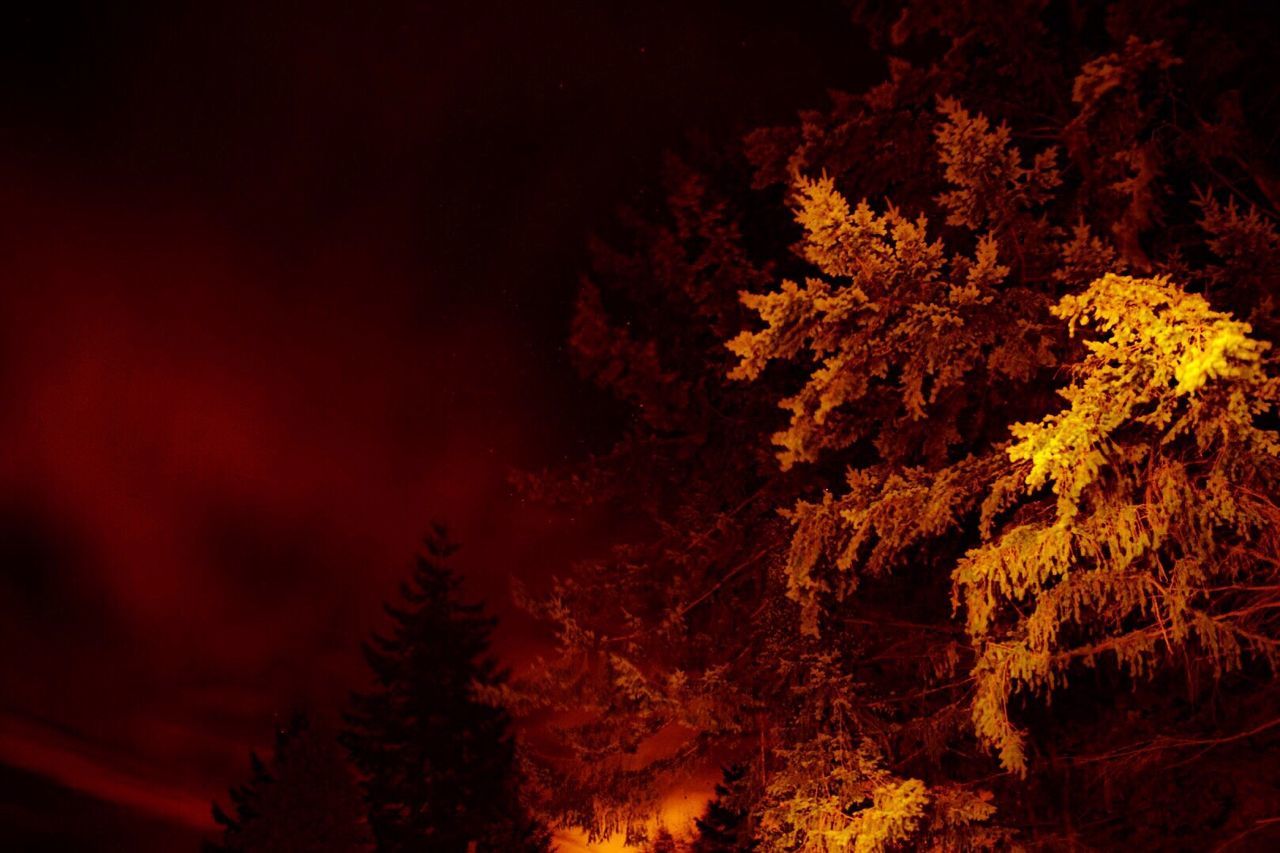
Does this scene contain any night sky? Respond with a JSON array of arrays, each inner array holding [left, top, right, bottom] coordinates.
[[0, 3, 873, 849]]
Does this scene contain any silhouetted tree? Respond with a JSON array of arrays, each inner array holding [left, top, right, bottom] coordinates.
[[646, 825, 683, 853], [342, 528, 549, 852], [692, 766, 755, 852], [209, 714, 372, 853]]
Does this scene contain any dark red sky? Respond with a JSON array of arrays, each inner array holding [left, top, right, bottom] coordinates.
[[0, 2, 871, 848]]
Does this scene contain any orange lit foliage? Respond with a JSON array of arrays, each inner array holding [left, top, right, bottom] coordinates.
[[514, 2, 1280, 848]]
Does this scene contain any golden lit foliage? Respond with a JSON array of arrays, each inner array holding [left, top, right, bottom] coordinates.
[[727, 160, 1054, 470], [755, 654, 1006, 852], [524, 4, 1280, 847], [933, 98, 1060, 232], [784, 455, 1005, 639], [727, 80, 1280, 847], [955, 274, 1280, 774]]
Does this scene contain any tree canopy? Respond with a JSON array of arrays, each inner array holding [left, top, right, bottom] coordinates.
[[512, 0, 1280, 848]]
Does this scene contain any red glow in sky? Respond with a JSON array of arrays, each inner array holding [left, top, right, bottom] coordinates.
[[0, 2, 865, 848]]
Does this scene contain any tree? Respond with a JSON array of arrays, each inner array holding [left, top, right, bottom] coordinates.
[[342, 529, 549, 852], [513, 0, 1280, 848], [692, 765, 755, 852], [646, 825, 683, 853], [208, 714, 373, 853]]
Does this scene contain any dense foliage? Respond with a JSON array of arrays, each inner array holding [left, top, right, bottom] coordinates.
[[212, 533, 549, 853], [208, 715, 373, 853], [344, 531, 550, 852], [693, 766, 756, 852], [514, 0, 1280, 848]]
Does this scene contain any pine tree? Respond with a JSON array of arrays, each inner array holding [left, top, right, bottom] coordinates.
[[692, 766, 755, 852], [208, 714, 373, 853], [342, 529, 549, 852], [646, 825, 682, 853]]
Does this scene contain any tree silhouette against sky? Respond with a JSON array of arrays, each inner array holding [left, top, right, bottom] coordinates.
[[343, 530, 549, 852]]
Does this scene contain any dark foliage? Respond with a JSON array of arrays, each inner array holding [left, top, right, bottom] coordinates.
[[208, 714, 372, 853], [342, 528, 549, 853], [693, 766, 756, 852]]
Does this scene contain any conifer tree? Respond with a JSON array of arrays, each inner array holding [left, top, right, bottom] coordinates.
[[208, 714, 373, 853], [512, 0, 1280, 848], [342, 529, 549, 852], [646, 825, 682, 853], [692, 766, 755, 852]]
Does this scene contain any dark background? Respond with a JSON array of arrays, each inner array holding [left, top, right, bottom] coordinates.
[[0, 2, 872, 848]]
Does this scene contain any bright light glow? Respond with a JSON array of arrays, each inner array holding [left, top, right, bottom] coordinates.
[[552, 775, 718, 850]]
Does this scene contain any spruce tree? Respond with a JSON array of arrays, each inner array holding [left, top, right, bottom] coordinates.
[[692, 766, 755, 852], [342, 528, 549, 852], [646, 825, 682, 853], [209, 714, 373, 853]]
